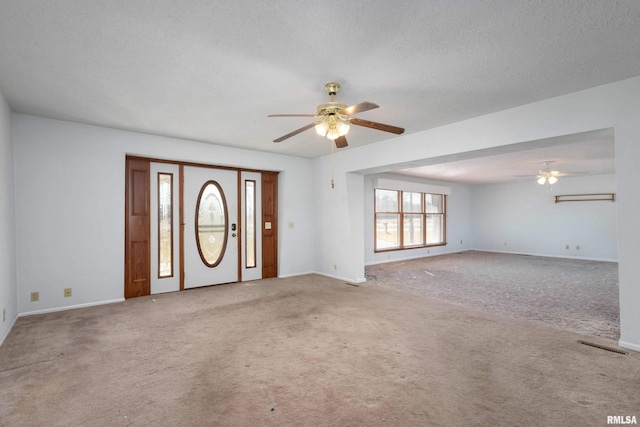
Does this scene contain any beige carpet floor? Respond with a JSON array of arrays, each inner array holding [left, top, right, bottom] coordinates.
[[367, 251, 619, 340], [0, 274, 638, 426]]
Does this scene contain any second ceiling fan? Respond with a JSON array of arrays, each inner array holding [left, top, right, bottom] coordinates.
[[268, 82, 404, 148], [515, 161, 588, 185]]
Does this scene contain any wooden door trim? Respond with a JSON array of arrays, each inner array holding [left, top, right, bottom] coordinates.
[[126, 155, 274, 175]]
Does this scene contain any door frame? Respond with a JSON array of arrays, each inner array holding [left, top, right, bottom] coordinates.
[[124, 155, 279, 298]]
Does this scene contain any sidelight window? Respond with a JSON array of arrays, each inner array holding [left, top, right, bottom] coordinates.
[[158, 173, 173, 277], [245, 180, 256, 268]]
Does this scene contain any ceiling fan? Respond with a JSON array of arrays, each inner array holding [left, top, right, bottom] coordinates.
[[268, 82, 404, 149], [516, 161, 588, 185]]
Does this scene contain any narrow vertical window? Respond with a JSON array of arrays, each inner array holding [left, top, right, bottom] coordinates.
[[426, 194, 445, 245], [402, 191, 424, 246], [245, 180, 257, 268], [158, 173, 173, 277], [375, 189, 400, 250]]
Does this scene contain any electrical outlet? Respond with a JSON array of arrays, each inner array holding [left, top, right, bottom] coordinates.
[[333, 264, 337, 270], [566, 245, 570, 250], [576, 245, 580, 250], [64, 288, 72, 297], [31, 292, 39, 302]]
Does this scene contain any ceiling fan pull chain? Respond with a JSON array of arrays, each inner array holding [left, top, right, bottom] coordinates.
[[331, 139, 335, 189]]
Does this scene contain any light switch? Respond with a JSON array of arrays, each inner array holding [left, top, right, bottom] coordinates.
[[265, 222, 272, 230]]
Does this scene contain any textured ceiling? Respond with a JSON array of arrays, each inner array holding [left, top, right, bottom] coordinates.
[[394, 129, 615, 185], [0, 1, 638, 170]]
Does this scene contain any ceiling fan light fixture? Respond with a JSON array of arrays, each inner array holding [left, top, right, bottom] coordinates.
[[316, 116, 350, 140], [315, 121, 328, 137], [537, 174, 558, 185], [326, 127, 340, 140], [536, 161, 560, 185], [336, 119, 349, 136]]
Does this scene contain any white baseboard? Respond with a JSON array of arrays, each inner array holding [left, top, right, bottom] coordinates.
[[278, 271, 366, 283], [0, 314, 19, 348], [618, 340, 640, 353], [277, 271, 316, 279], [313, 271, 367, 284], [365, 249, 469, 266], [470, 248, 618, 263], [19, 298, 125, 317]]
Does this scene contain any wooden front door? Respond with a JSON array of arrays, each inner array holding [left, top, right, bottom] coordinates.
[[124, 157, 279, 298], [183, 166, 239, 288]]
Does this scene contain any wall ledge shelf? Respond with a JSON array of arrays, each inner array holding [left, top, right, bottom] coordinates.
[[555, 193, 615, 203]]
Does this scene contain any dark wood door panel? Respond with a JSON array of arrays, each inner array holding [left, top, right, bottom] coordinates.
[[125, 158, 151, 298], [262, 172, 278, 278]]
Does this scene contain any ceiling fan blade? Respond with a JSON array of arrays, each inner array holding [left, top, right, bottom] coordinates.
[[556, 171, 589, 177], [338, 102, 379, 116], [268, 114, 317, 117], [273, 122, 317, 143], [350, 118, 404, 135], [334, 135, 348, 148]]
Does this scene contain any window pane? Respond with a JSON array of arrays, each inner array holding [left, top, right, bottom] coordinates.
[[425, 194, 443, 213], [376, 214, 400, 249], [402, 192, 422, 213], [375, 189, 399, 212], [158, 173, 173, 278], [403, 214, 424, 246], [196, 181, 228, 267], [426, 214, 444, 244], [245, 180, 256, 268]]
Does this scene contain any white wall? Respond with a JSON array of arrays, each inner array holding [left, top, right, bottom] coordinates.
[[471, 174, 617, 261], [364, 173, 472, 265], [13, 114, 315, 314], [312, 76, 640, 351], [614, 117, 640, 352], [0, 90, 17, 345]]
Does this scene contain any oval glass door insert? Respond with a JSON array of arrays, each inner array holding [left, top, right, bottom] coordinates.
[[195, 181, 228, 267]]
